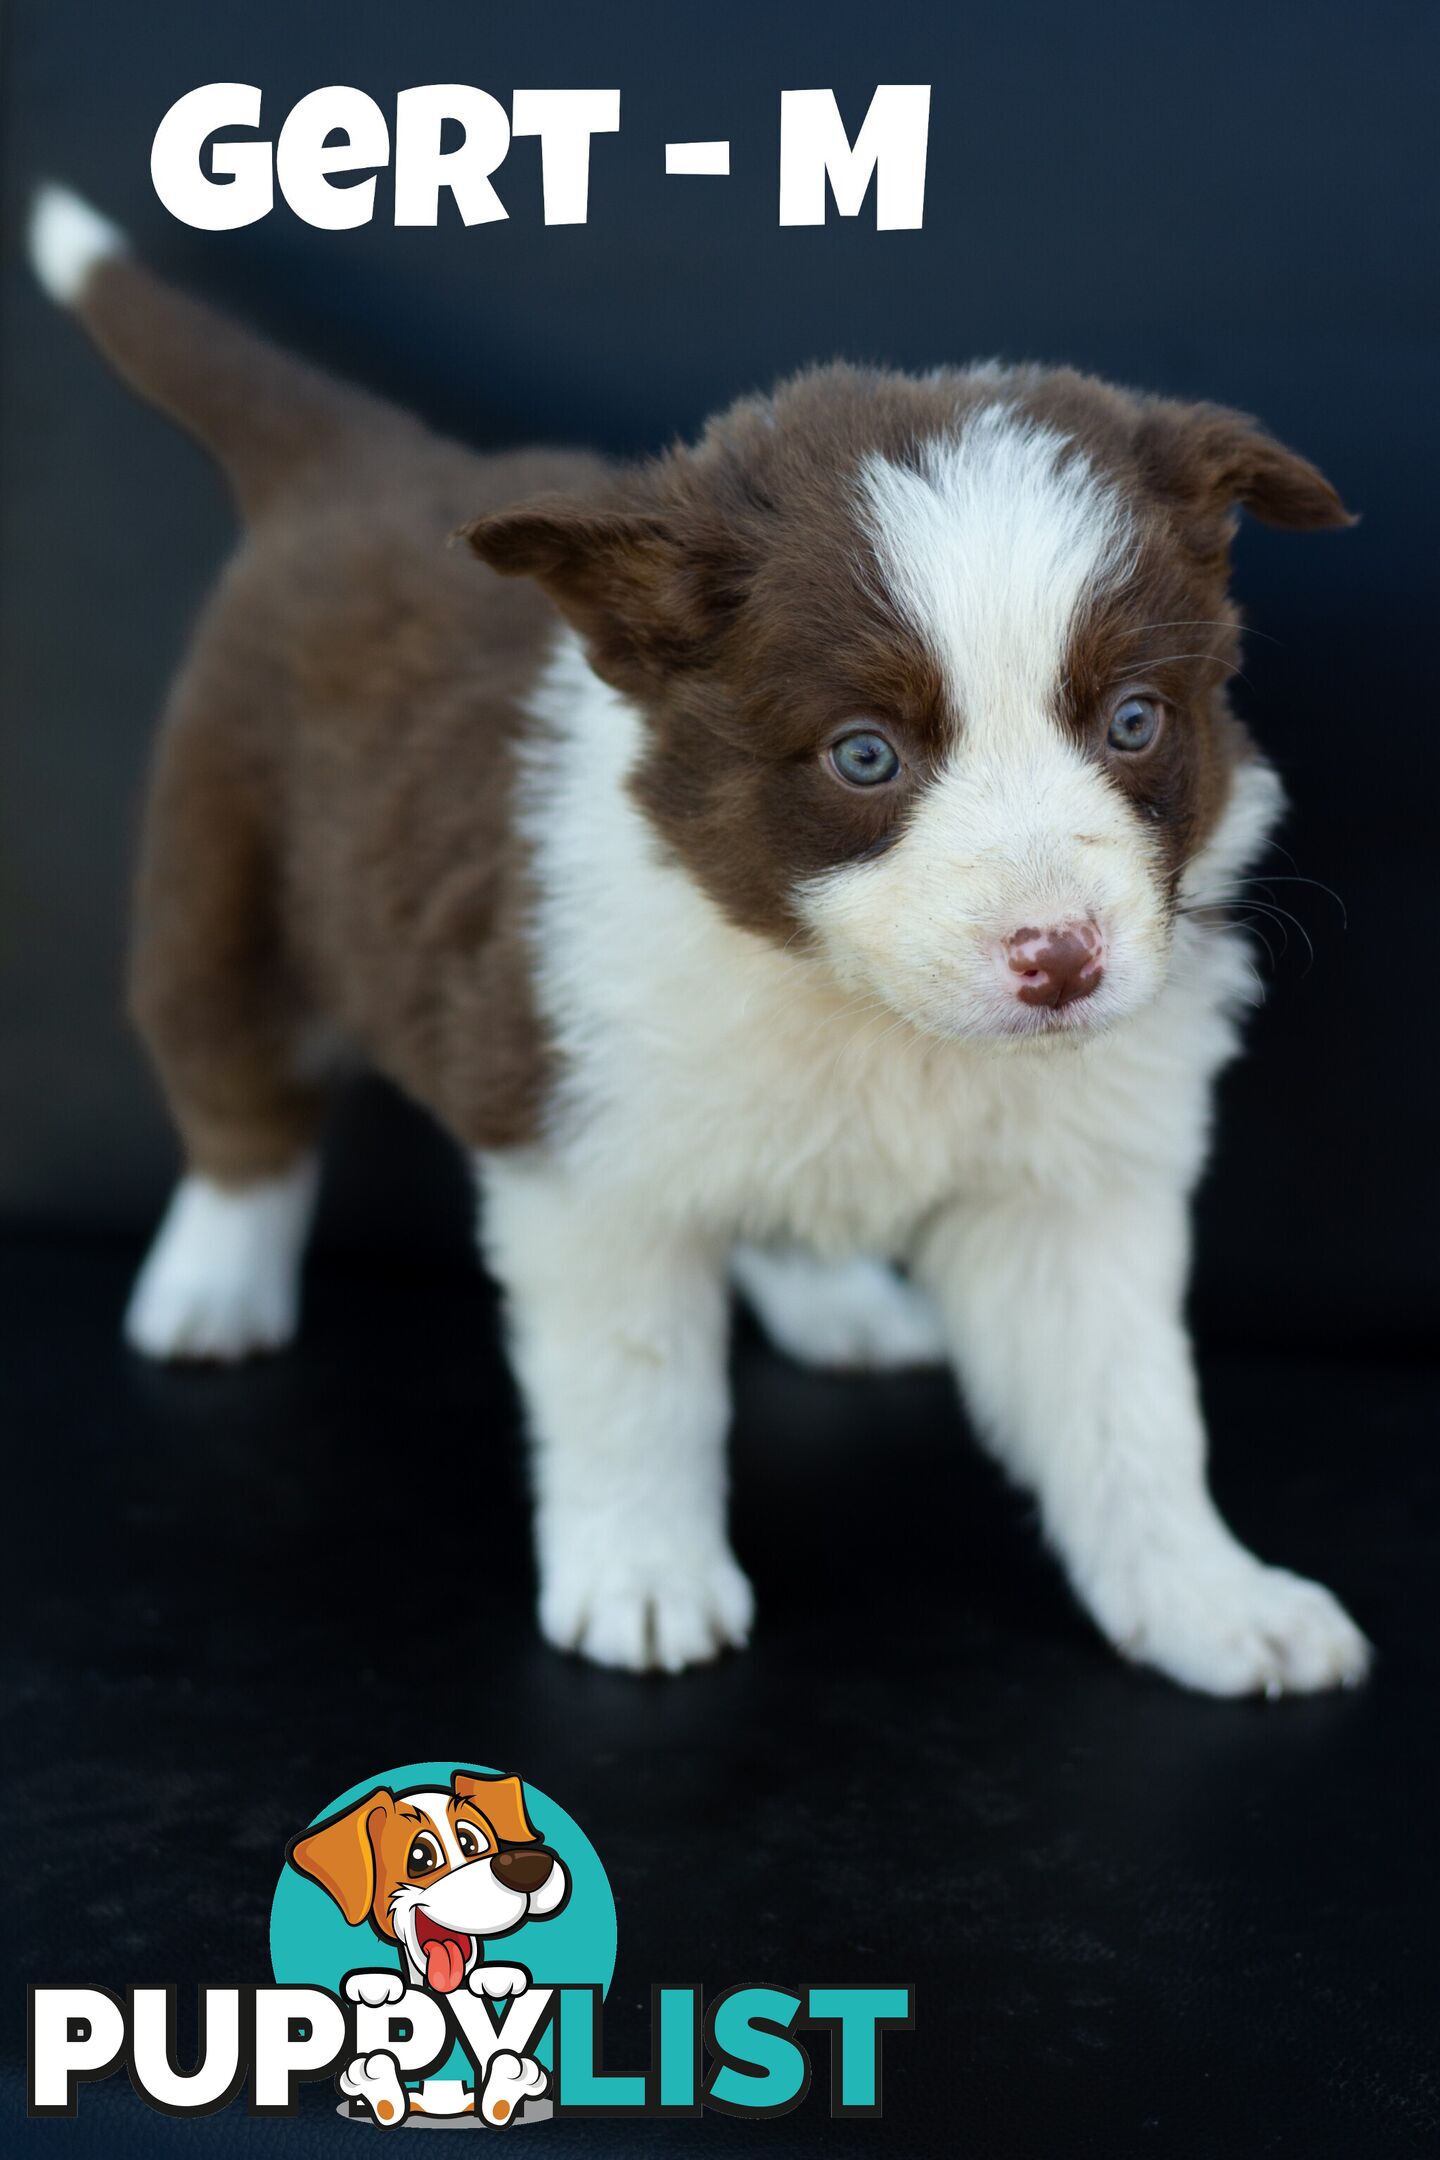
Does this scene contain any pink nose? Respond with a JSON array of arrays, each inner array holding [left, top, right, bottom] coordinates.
[[1003, 921, 1104, 1008]]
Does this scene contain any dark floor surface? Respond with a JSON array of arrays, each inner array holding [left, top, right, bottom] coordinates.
[[4, 1234, 1438, 2157]]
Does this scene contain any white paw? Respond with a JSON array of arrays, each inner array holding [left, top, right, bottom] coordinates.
[[344, 1970, 406, 2009], [469, 1963, 529, 2001], [1097, 1543, 1372, 1698], [733, 1248, 946, 1372], [340, 2050, 408, 2128], [123, 1165, 316, 1363], [539, 1536, 755, 1673], [481, 2050, 546, 2127]]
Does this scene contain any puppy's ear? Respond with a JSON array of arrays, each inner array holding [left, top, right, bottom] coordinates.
[[461, 498, 749, 691], [1137, 402, 1356, 534], [288, 1788, 394, 1924], [452, 1770, 539, 1847]]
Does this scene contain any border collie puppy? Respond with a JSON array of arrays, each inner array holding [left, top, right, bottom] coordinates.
[[30, 184, 1368, 1691]]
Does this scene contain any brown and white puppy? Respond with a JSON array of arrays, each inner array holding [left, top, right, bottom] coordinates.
[[289, 1771, 567, 1994], [31, 185, 1370, 1693], [289, 1771, 565, 2124]]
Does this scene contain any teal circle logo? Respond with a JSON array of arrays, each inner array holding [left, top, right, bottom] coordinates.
[[269, 1760, 615, 2114]]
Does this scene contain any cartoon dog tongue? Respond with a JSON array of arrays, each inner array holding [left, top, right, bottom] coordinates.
[[424, 1934, 468, 1993]]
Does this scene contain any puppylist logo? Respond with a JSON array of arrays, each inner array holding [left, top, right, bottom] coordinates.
[[28, 1759, 914, 2128]]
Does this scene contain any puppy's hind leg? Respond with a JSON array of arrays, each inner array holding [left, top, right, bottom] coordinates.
[[339, 2052, 409, 2128], [479, 2052, 547, 2126], [125, 1161, 320, 1362], [123, 671, 326, 1363], [733, 1247, 946, 1371]]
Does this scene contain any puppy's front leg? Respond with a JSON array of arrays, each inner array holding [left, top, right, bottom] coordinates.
[[915, 1184, 1370, 1697], [479, 1156, 753, 1673]]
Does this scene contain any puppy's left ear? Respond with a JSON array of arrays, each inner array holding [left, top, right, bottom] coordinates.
[[288, 1788, 394, 1923], [452, 1770, 539, 1847], [1137, 401, 1357, 533], [461, 498, 748, 692]]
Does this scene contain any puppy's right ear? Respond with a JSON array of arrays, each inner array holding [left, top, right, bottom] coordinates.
[[452, 1770, 539, 1847], [1135, 401, 1356, 537], [464, 502, 669, 590], [462, 498, 749, 693], [288, 1789, 394, 1924]]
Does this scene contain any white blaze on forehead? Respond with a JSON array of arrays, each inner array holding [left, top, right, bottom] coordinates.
[[403, 1791, 465, 1869], [794, 406, 1168, 1044], [859, 405, 1134, 744]]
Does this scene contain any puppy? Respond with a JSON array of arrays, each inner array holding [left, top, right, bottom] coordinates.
[[31, 184, 1369, 1693], [289, 1770, 566, 2123]]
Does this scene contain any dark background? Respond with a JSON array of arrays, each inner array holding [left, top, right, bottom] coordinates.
[[2, 4, 1437, 2156]]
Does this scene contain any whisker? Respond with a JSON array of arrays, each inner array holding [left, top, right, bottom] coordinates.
[[1180, 893, 1320, 975], [1112, 618, 1282, 647], [1244, 906, 1301, 967], [1114, 651, 1249, 677], [1239, 902, 1315, 973], [1224, 910, 1281, 968], [1180, 907, 1277, 996], [1238, 952, 1268, 1002], [1226, 872, 1349, 931]]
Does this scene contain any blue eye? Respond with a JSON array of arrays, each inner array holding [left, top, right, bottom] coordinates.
[[1107, 696, 1162, 753], [829, 730, 901, 787]]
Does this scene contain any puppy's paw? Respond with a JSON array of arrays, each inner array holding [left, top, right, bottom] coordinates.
[[734, 1248, 946, 1371], [1100, 1547, 1372, 1698], [125, 1246, 299, 1362], [540, 1538, 754, 1673], [481, 2051, 546, 2127], [339, 2050, 408, 2128], [124, 1167, 315, 1363], [469, 1963, 529, 2001], [344, 1970, 407, 2009]]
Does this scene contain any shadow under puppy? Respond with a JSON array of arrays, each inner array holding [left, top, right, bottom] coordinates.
[[30, 184, 1368, 1692]]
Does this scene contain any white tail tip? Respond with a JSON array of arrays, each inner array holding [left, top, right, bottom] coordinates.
[[28, 182, 127, 305]]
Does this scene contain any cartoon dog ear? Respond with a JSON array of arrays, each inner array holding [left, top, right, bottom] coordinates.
[[452, 1771, 539, 1847], [288, 1789, 395, 1924], [1136, 400, 1356, 534]]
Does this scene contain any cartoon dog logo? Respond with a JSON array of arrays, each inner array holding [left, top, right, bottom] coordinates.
[[288, 1770, 569, 2128]]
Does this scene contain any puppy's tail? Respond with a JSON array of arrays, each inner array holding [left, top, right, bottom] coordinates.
[[27, 183, 414, 520]]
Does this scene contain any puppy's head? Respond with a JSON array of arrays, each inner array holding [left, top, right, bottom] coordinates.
[[288, 1770, 568, 1993], [468, 364, 1351, 1047]]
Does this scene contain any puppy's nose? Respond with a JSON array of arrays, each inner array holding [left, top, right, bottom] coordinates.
[[1003, 921, 1104, 1008], [489, 1846, 554, 1894]]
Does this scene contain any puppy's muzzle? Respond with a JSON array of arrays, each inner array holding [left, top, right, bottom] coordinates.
[[491, 1846, 555, 1894]]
